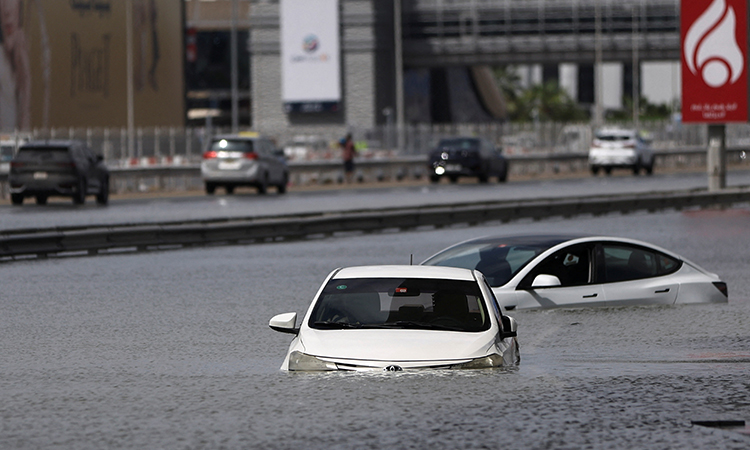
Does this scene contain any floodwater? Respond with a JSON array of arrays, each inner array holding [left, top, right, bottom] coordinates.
[[1, 208, 750, 449]]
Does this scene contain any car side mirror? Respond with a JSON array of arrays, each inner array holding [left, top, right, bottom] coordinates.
[[269, 312, 299, 335], [531, 274, 561, 288], [501, 315, 517, 338], [96, 154, 104, 162]]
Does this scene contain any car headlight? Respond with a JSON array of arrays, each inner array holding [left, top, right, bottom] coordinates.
[[434, 166, 445, 175], [449, 354, 505, 369], [288, 351, 339, 371]]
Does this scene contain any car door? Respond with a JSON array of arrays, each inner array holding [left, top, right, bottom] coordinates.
[[598, 242, 679, 306], [514, 243, 605, 309]]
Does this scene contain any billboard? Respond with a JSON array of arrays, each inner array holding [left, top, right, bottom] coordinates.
[[0, 0, 184, 131], [280, 0, 340, 113], [681, 0, 748, 123]]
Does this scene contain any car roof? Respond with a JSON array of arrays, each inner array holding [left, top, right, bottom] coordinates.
[[332, 265, 477, 281], [423, 233, 684, 262], [448, 233, 587, 248]]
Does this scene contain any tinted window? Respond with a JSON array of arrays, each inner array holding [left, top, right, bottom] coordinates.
[[437, 138, 479, 153], [523, 243, 593, 287], [309, 277, 490, 332], [425, 242, 552, 287], [16, 147, 72, 162], [210, 139, 254, 153], [601, 244, 681, 283]]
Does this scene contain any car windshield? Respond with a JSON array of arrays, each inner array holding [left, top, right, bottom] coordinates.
[[308, 277, 490, 332], [210, 139, 254, 153], [437, 138, 479, 152], [423, 240, 561, 287]]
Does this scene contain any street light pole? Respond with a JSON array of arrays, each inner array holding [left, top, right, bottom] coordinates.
[[593, 0, 604, 126], [126, 0, 135, 160], [631, 3, 640, 130], [394, 0, 405, 152], [230, 0, 239, 133]]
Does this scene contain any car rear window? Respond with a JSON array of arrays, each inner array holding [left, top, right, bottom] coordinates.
[[15, 147, 72, 161], [309, 277, 490, 332], [596, 134, 634, 141], [211, 139, 254, 153]]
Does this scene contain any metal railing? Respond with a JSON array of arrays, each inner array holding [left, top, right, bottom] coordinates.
[[6, 121, 750, 165]]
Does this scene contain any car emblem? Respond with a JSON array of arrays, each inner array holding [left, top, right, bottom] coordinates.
[[384, 365, 403, 372]]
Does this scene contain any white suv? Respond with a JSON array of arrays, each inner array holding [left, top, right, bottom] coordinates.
[[588, 128, 654, 176]]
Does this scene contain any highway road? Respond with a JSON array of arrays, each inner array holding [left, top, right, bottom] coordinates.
[[2, 169, 750, 231], [2, 204, 750, 449]]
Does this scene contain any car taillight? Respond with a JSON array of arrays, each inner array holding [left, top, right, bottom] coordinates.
[[10, 161, 23, 168], [56, 162, 76, 168], [203, 151, 218, 159], [712, 282, 728, 297], [244, 152, 258, 160]]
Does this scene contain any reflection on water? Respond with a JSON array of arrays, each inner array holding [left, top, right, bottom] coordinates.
[[1, 209, 749, 449]]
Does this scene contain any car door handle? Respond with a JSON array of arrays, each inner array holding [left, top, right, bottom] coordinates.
[[654, 288, 670, 294], [582, 293, 598, 298]]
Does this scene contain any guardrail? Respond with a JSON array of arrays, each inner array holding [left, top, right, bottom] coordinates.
[[2, 187, 749, 261]]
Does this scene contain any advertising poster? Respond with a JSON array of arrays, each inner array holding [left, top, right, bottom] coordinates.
[[681, 0, 748, 123], [0, 0, 184, 131], [280, 0, 340, 113]]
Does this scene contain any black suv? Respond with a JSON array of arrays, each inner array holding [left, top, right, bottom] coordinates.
[[428, 137, 508, 183], [8, 140, 110, 205]]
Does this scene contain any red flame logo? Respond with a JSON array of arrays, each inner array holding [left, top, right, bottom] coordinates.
[[684, 0, 744, 88]]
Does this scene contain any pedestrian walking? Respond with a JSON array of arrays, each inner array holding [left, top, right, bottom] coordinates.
[[341, 133, 355, 183]]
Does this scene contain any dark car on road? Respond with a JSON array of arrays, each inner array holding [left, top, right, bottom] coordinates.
[[8, 140, 110, 206], [428, 137, 508, 184]]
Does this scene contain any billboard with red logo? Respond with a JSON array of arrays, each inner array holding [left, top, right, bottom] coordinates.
[[682, 0, 748, 122]]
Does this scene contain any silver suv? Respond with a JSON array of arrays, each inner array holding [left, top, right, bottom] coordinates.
[[8, 140, 109, 205], [201, 133, 289, 195], [588, 128, 654, 176]]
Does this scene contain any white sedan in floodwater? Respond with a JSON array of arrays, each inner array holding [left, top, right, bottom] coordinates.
[[421, 234, 728, 311], [269, 265, 520, 371]]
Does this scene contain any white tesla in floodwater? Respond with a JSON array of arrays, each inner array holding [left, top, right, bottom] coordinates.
[[422, 234, 728, 311], [269, 265, 520, 371]]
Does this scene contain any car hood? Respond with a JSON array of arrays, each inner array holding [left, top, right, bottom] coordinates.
[[299, 328, 496, 364]]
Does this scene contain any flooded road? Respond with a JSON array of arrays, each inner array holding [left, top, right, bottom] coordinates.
[[1, 208, 749, 449]]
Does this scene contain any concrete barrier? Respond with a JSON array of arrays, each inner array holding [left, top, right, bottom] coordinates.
[[1, 187, 749, 260]]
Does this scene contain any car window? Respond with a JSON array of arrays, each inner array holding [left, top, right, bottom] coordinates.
[[308, 277, 490, 332], [15, 147, 72, 162], [211, 139, 253, 153], [523, 243, 593, 287], [601, 243, 681, 283], [425, 243, 546, 287], [438, 138, 479, 153]]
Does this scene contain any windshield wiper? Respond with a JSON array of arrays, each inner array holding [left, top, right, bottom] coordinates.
[[382, 321, 464, 331], [312, 321, 362, 329]]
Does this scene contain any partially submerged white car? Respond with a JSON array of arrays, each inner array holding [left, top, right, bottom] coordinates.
[[422, 234, 728, 311], [269, 265, 520, 371]]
